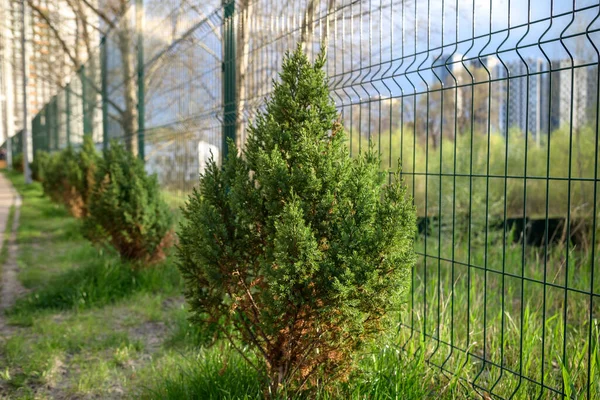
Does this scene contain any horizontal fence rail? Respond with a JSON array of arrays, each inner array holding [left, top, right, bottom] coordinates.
[[9, 0, 600, 398]]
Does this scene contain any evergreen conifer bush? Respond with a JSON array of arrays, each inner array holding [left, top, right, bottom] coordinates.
[[40, 137, 99, 217], [41, 146, 79, 205], [70, 136, 101, 217], [12, 153, 23, 172], [83, 141, 173, 263], [177, 47, 416, 397], [30, 150, 50, 182]]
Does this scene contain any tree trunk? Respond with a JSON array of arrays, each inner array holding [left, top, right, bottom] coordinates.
[[235, 0, 251, 148], [118, 20, 138, 156], [79, 4, 97, 138]]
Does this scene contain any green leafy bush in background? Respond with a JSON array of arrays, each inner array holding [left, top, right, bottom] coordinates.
[[354, 123, 600, 245], [178, 47, 417, 398], [83, 141, 173, 263], [30, 150, 50, 182], [12, 153, 23, 173], [39, 137, 99, 217], [40, 150, 65, 199], [41, 146, 80, 209], [70, 136, 101, 217]]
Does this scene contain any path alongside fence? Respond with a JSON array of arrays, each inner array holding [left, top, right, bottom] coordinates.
[[0, 174, 23, 319]]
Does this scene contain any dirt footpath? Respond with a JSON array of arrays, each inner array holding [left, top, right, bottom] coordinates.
[[0, 173, 24, 331]]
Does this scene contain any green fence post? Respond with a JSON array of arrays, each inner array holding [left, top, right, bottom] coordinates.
[[101, 36, 109, 151], [36, 114, 40, 152], [47, 99, 52, 152], [31, 114, 37, 155], [44, 106, 50, 151], [81, 65, 91, 137], [136, 0, 145, 161], [66, 83, 71, 147], [45, 102, 49, 152], [32, 116, 36, 154], [48, 101, 53, 151], [37, 108, 41, 152], [53, 97, 59, 151], [222, 0, 236, 163], [48, 103, 53, 151]]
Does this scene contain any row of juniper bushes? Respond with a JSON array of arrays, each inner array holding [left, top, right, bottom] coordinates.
[[31, 135, 174, 264], [177, 46, 417, 397]]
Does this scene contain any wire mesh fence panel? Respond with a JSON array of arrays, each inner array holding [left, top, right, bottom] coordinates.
[[141, 0, 223, 193], [19, 0, 600, 398]]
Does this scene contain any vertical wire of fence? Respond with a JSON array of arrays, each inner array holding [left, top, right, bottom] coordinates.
[[19, 0, 600, 397]]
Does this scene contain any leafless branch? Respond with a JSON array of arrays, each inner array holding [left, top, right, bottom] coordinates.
[[27, 0, 80, 68]]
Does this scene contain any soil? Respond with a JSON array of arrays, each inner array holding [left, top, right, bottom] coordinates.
[[0, 176, 26, 335]]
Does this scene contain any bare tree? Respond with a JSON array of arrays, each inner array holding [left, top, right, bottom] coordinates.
[[26, 0, 423, 157], [27, 0, 139, 153]]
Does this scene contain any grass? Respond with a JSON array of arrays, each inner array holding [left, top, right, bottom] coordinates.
[[143, 338, 443, 400], [351, 122, 600, 398], [0, 205, 15, 267], [397, 225, 600, 399], [0, 171, 188, 398]]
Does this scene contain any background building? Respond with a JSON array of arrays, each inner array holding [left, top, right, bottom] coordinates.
[[0, 0, 100, 155], [497, 59, 550, 143], [495, 59, 598, 142]]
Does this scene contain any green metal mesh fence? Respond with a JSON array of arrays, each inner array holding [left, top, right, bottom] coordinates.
[[19, 0, 600, 397]]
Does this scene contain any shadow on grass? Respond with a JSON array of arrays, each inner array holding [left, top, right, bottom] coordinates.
[[162, 304, 223, 350], [9, 256, 182, 319]]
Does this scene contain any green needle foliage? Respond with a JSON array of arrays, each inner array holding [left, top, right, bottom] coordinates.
[[41, 145, 80, 210], [12, 153, 24, 173], [178, 46, 417, 398], [83, 140, 174, 264], [71, 135, 101, 217], [41, 136, 100, 217], [30, 150, 50, 182]]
